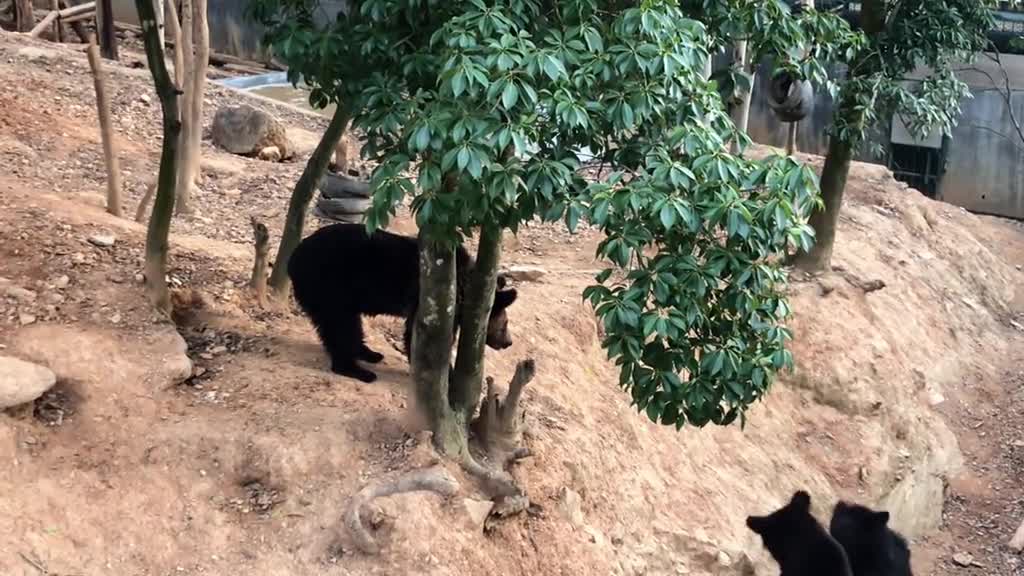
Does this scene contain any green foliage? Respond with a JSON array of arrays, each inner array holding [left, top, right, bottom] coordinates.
[[831, 0, 995, 148], [696, 0, 862, 103], [251, 0, 822, 428]]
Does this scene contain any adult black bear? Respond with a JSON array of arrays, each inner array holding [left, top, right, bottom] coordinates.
[[746, 490, 853, 576], [287, 223, 518, 383], [830, 501, 913, 576]]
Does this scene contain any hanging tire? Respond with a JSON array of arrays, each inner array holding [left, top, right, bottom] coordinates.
[[767, 70, 813, 123]]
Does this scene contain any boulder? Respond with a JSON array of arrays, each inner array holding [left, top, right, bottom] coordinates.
[[0, 356, 56, 409], [211, 104, 293, 159]]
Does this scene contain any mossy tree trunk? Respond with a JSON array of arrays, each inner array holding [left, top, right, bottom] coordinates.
[[450, 223, 502, 420], [135, 0, 180, 314], [411, 230, 468, 457], [267, 104, 352, 295], [795, 0, 884, 273]]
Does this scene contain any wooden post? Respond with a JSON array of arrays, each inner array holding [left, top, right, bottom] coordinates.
[[14, 0, 33, 32], [96, 0, 118, 60], [49, 0, 63, 41], [87, 36, 123, 218]]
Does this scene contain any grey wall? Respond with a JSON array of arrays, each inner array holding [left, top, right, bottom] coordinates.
[[105, 0, 346, 62], [744, 54, 1024, 220]]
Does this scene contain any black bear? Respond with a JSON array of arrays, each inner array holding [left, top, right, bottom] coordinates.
[[287, 223, 518, 383], [830, 501, 913, 576], [746, 490, 853, 576]]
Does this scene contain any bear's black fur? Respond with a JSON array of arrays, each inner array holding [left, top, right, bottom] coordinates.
[[830, 501, 913, 576], [746, 490, 853, 576], [287, 223, 518, 383]]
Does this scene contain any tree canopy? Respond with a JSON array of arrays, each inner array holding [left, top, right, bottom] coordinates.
[[251, 0, 824, 429]]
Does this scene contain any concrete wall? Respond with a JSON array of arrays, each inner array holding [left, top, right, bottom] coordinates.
[[104, 0, 345, 61], [745, 54, 1024, 220]]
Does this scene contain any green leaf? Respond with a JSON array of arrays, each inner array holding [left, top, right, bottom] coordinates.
[[659, 203, 677, 231], [501, 81, 520, 109]]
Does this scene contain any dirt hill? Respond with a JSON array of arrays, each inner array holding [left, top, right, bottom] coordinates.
[[0, 31, 1022, 576]]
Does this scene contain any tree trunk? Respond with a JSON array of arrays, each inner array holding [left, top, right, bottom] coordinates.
[[49, 0, 63, 41], [186, 0, 208, 185], [174, 0, 194, 215], [96, 0, 118, 60], [795, 0, 883, 273], [134, 0, 180, 314], [450, 223, 502, 419], [412, 232, 468, 457], [163, 0, 183, 88], [87, 37, 123, 218], [729, 40, 755, 155], [153, 0, 164, 47], [793, 135, 852, 271], [14, 0, 33, 32], [58, 0, 91, 43], [267, 104, 352, 295]]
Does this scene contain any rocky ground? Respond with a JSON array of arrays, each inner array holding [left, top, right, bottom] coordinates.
[[0, 28, 1023, 576]]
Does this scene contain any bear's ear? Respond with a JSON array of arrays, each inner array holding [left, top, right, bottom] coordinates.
[[496, 274, 508, 290], [790, 490, 811, 512], [494, 288, 518, 310], [746, 515, 769, 535], [872, 510, 890, 526]]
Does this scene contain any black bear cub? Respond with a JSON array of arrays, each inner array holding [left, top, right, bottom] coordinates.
[[287, 223, 518, 383], [830, 501, 913, 576], [747, 490, 853, 576]]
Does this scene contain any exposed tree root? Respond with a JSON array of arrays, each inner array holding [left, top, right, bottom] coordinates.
[[462, 358, 537, 518], [343, 465, 459, 555], [248, 216, 270, 307], [471, 358, 535, 466]]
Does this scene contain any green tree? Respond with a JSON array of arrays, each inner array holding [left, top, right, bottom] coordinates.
[[794, 0, 994, 271], [134, 0, 181, 314], [253, 0, 820, 469]]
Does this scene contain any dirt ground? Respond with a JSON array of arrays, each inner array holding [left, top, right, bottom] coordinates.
[[0, 30, 1022, 576]]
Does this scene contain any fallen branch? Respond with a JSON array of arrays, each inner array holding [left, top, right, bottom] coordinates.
[[57, 0, 93, 18], [343, 465, 459, 555], [249, 216, 269, 307], [28, 10, 59, 37], [63, 9, 97, 24]]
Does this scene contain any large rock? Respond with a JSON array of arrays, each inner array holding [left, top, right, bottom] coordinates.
[[211, 104, 293, 160], [0, 356, 56, 409]]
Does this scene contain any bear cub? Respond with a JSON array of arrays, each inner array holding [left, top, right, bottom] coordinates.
[[287, 223, 518, 383], [747, 490, 853, 576], [830, 501, 913, 576]]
